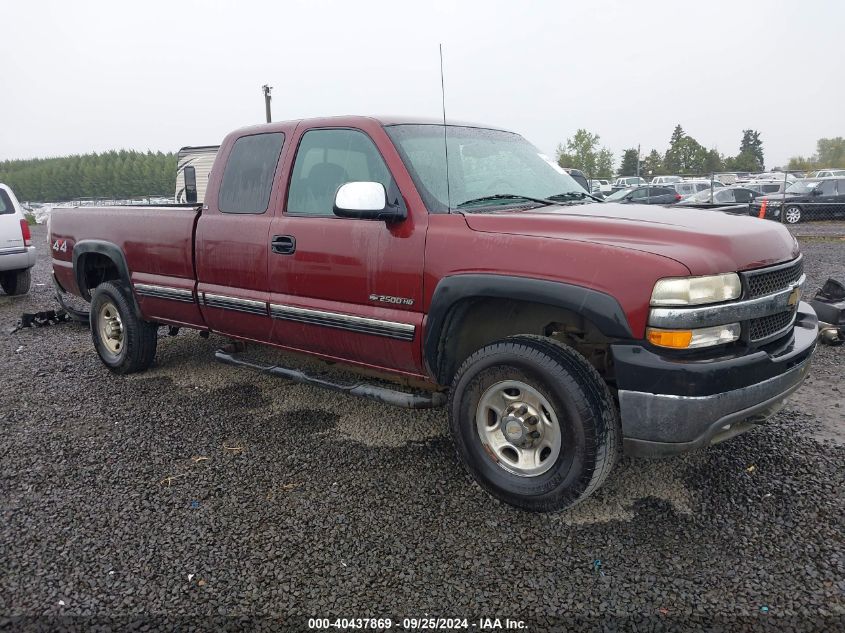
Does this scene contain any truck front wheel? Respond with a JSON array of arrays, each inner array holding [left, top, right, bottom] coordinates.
[[90, 281, 157, 374], [448, 335, 619, 512]]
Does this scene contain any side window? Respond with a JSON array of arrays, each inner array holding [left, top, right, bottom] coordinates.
[[819, 180, 836, 195], [218, 133, 285, 214], [0, 189, 13, 215], [734, 189, 752, 203], [837, 179, 845, 195], [287, 129, 392, 217], [629, 188, 647, 200]]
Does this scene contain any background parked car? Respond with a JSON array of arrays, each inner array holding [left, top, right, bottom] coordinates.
[[809, 168, 845, 178], [746, 181, 788, 195], [675, 186, 759, 212], [670, 180, 726, 199], [650, 175, 683, 185], [604, 185, 681, 205], [611, 176, 647, 192], [563, 168, 591, 192], [0, 183, 35, 295], [750, 177, 845, 223], [589, 179, 612, 195], [752, 171, 797, 183], [714, 173, 738, 185]]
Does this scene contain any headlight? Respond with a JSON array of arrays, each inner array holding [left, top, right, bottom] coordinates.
[[650, 273, 741, 306], [647, 323, 741, 349]]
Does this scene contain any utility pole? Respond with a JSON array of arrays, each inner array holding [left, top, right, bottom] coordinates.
[[635, 144, 641, 180], [262, 85, 272, 123]]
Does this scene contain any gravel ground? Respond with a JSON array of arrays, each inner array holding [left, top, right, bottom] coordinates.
[[785, 220, 845, 239], [1, 225, 843, 631]]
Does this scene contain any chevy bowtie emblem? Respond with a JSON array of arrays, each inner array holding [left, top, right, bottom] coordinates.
[[787, 286, 801, 307]]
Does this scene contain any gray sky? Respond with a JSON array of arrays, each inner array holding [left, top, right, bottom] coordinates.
[[2, 0, 843, 169]]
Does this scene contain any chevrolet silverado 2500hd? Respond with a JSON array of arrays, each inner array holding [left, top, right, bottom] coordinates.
[[49, 116, 817, 512]]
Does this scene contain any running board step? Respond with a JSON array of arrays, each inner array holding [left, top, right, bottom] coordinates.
[[215, 350, 446, 409]]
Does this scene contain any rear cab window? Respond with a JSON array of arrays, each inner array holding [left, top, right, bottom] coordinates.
[[218, 132, 285, 214]]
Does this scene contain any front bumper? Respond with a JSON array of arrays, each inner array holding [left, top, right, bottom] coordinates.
[[0, 246, 36, 272], [614, 302, 818, 457]]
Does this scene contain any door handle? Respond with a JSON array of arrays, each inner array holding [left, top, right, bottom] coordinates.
[[271, 235, 296, 255]]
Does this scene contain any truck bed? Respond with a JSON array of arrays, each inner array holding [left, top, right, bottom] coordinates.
[[50, 204, 203, 327]]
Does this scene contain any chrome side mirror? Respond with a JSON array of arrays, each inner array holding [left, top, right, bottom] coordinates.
[[333, 182, 404, 221]]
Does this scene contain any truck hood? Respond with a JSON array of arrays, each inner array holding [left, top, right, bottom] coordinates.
[[462, 202, 800, 275]]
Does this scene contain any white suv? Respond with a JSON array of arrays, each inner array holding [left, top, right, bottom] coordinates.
[[651, 175, 683, 185], [812, 169, 845, 178], [0, 183, 35, 295]]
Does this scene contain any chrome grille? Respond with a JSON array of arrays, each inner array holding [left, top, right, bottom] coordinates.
[[748, 310, 796, 342], [744, 257, 803, 298]]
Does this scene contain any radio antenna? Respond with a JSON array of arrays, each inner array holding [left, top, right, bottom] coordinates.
[[439, 44, 452, 212]]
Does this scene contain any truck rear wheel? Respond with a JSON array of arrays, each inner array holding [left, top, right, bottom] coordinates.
[[1, 268, 31, 295], [448, 335, 619, 512], [90, 281, 157, 374]]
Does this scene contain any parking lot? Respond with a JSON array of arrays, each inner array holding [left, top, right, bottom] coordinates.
[[1, 224, 843, 630]]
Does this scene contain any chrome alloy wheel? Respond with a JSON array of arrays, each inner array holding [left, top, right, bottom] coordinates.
[[784, 206, 802, 224], [475, 380, 562, 477], [98, 301, 124, 356]]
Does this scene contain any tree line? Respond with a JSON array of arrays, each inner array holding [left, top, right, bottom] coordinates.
[[786, 138, 845, 171], [0, 150, 177, 202], [557, 125, 767, 179]]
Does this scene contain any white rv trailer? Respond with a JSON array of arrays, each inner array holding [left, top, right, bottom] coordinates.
[[175, 145, 219, 203]]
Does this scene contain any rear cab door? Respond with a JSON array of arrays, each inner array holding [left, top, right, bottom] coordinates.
[[195, 125, 292, 341], [265, 118, 428, 377]]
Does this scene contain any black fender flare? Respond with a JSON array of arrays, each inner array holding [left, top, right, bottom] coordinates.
[[72, 240, 138, 313], [423, 274, 633, 383]]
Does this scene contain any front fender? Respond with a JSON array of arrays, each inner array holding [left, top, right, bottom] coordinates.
[[423, 274, 633, 383]]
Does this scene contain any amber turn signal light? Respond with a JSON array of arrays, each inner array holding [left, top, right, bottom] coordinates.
[[647, 328, 693, 349]]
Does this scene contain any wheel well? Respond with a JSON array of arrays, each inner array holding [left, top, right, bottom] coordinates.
[[78, 252, 122, 300], [434, 298, 614, 385]]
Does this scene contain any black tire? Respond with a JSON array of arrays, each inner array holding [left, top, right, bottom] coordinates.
[[1, 268, 31, 295], [448, 335, 619, 512], [784, 205, 802, 224], [90, 281, 157, 374]]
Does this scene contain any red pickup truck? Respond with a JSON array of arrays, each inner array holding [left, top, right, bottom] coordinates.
[[49, 116, 817, 512]]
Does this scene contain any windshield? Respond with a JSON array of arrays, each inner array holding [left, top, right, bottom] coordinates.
[[385, 124, 585, 212], [686, 188, 720, 202], [605, 188, 631, 201], [785, 179, 821, 194]]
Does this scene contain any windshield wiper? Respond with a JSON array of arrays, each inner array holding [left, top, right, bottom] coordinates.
[[548, 191, 603, 203], [456, 194, 554, 209]]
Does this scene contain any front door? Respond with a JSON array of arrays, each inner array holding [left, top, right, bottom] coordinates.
[[266, 124, 427, 376], [812, 178, 837, 219]]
